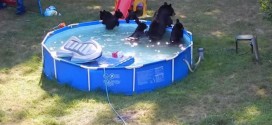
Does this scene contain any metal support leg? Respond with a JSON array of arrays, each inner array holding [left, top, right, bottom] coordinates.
[[235, 40, 238, 53], [38, 0, 43, 15], [252, 37, 260, 61]]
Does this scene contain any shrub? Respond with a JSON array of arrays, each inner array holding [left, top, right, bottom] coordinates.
[[259, 0, 272, 20]]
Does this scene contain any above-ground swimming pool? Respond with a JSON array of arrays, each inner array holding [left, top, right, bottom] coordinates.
[[42, 20, 193, 95]]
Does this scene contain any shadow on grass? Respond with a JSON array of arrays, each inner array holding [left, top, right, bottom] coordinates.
[[38, 36, 272, 124], [38, 72, 196, 124], [36, 50, 233, 125], [2, 0, 272, 124], [0, 0, 114, 71], [36, 33, 272, 124], [198, 99, 272, 125]]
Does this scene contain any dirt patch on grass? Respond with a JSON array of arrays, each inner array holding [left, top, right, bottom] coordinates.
[[215, 0, 259, 24], [119, 110, 148, 123], [0, 9, 25, 34], [250, 84, 271, 98], [58, 108, 98, 125], [213, 0, 272, 37]]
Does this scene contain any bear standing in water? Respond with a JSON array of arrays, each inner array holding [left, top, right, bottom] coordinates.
[[146, 2, 175, 41], [125, 18, 147, 41], [170, 19, 184, 45], [99, 9, 124, 30], [125, 10, 139, 23]]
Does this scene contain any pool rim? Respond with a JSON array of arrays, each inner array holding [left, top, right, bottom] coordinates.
[[41, 20, 193, 69]]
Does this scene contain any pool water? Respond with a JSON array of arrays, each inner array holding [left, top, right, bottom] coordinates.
[[44, 23, 190, 66]]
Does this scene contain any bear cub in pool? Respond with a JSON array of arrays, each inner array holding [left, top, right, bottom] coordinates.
[[125, 10, 139, 23], [170, 19, 184, 45], [125, 18, 147, 41], [99, 9, 123, 30]]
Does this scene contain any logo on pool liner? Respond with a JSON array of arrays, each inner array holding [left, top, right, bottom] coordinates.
[[103, 73, 120, 87], [137, 66, 165, 85]]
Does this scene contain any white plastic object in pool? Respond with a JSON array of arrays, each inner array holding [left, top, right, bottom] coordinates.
[[56, 36, 102, 63]]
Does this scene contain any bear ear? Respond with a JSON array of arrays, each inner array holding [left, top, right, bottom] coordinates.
[[169, 4, 172, 7], [164, 2, 167, 5], [176, 19, 180, 23]]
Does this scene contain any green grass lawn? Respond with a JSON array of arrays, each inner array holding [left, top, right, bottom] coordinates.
[[0, 0, 272, 124]]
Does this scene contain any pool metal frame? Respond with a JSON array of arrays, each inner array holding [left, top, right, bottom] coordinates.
[[42, 20, 193, 95]]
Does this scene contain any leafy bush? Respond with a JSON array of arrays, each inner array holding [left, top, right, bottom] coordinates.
[[259, 0, 272, 20]]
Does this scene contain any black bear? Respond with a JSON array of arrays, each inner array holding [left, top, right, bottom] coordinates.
[[114, 9, 124, 19], [170, 19, 184, 45], [156, 2, 175, 27], [125, 10, 139, 23], [99, 9, 124, 30], [147, 2, 175, 41], [99, 10, 111, 23], [125, 18, 147, 41], [157, 2, 175, 17], [146, 19, 166, 41]]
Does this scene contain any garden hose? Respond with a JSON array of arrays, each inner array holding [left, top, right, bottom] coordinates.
[[103, 68, 127, 125]]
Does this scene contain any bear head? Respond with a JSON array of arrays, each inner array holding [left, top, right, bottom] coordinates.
[[100, 10, 112, 20], [114, 9, 124, 19], [175, 19, 184, 30], [126, 10, 138, 23], [158, 2, 175, 17]]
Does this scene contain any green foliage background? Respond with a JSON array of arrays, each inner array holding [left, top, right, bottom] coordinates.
[[259, 0, 272, 20]]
